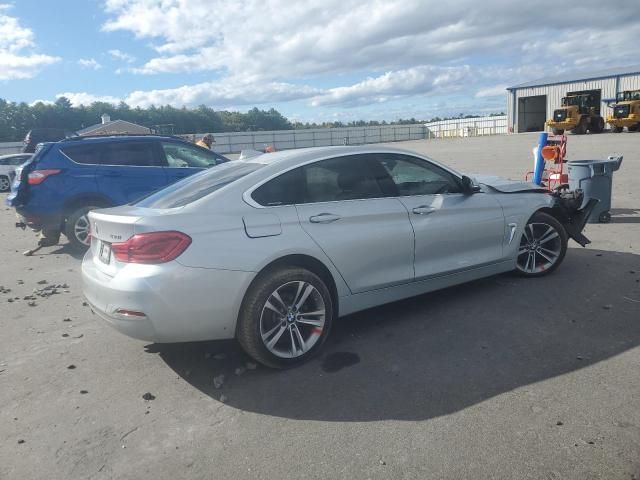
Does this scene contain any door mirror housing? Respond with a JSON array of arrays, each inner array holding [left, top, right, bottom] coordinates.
[[461, 175, 481, 194]]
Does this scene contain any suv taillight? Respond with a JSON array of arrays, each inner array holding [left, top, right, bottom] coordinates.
[[28, 169, 61, 185], [111, 231, 192, 264]]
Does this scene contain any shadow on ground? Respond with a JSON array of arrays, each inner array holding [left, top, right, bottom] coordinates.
[[147, 248, 640, 422], [610, 208, 640, 224]]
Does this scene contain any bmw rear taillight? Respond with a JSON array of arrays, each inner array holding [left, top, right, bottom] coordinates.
[[28, 169, 61, 185], [111, 231, 192, 264]]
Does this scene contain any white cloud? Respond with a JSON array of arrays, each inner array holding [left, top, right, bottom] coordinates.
[[0, 4, 60, 80], [124, 79, 320, 108], [56, 92, 122, 106], [311, 66, 472, 107], [102, 0, 640, 82], [475, 85, 508, 98], [78, 58, 102, 70], [108, 49, 136, 63]]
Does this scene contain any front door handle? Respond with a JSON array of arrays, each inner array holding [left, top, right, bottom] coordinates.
[[412, 205, 436, 215], [309, 213, 341, 224]]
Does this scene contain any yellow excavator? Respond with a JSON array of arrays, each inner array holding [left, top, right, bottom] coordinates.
[[607, 90, 640, 133], [546, 92, 604, 135]]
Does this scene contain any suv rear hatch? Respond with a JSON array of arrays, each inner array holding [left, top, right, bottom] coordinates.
[[5, 143, 54, 207]]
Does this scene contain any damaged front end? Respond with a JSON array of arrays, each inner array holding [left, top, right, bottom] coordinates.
[[549, 188, 598, 247]]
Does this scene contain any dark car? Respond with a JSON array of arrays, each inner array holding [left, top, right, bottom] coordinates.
[[7, 134, 229, 250], [23, 128, 67, 153]]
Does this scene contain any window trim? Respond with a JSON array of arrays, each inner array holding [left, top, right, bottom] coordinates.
[[374, 153, 465, 197], [244, 151, 466, 208]]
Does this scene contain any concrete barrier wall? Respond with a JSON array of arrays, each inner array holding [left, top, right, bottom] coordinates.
[[194, 124, 427, 154], [424, 116, 507, 138], [0, 142, 23, 156]]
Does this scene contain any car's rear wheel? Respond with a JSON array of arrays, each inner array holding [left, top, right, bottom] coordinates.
[[237, 267, 333, 368], [64, 205, 100, 252], [515, 212, 568, 277], [0, 175, 10, 192]]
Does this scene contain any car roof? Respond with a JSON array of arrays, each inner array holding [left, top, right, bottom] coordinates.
[[58, 134, 191, 145], [0, 153, 32, 159], [244, 145, 440, 170]]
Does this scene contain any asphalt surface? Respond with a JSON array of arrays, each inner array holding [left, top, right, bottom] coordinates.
[[1, 132, 639, 480]]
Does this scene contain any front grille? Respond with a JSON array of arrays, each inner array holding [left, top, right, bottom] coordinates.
[[614, 105, 630, 119], [553, 109, 567, 122]]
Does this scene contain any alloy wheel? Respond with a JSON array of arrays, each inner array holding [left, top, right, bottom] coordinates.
[[0, 176, 10, 192], [260, 281, 326, 359], [74, 214, 91, 246], [516, 222, 563, 274]]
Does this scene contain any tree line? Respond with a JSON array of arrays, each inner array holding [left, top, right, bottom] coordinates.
[[0, 96, 504, 142]]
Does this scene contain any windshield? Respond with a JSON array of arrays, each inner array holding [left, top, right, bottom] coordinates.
[[135, 161, 263, 209]]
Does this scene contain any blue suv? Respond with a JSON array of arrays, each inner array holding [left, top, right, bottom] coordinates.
[[7, 135, 228, 251]]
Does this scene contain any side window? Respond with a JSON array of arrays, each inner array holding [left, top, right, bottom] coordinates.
[[60, 144, 104, 165], [161, 142, 220, 168], [302, 155, 383, 203], [251, 169, 303, 206], [102, 142, 157, 167], [376, 154, 462, 196]]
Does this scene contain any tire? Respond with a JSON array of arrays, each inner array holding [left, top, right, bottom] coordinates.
[[515, 212, 568, 277], [629, 124, 639, 132], [590, 117, 604, 133], [572, 117, 588, 135], [64, 205, 100, 252], [552, 128, 564, 135], [612, 126, 623, 133], [237, 267, 334, 368], [598, 211, 611, 223], [0, 175, 10, 192]]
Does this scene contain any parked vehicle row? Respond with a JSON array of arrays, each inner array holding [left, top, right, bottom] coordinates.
[[80, 145, 595, 368], [0, 154, 32, 192], [6, 135, 228, 250]]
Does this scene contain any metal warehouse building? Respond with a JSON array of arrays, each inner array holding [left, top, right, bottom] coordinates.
[[507, 65, 640, 133]]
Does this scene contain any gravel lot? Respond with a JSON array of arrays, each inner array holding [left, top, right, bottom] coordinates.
[[1, 132, 639, 480]]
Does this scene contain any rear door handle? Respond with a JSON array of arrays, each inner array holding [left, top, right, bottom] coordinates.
[[309, 213, 341, 224], [412, 205, 436, 215]]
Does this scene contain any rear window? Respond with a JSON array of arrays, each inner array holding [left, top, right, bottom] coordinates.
[[135, 162, 263, 209], [61, 144, 104, 164]]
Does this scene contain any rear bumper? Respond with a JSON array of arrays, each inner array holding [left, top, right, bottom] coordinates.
[[81, 252, 256, 343], [15, 209, 62, 232]]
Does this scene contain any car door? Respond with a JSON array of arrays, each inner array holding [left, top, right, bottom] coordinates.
[[294, 154, 415, 294], [372, 153, 505, 279], [96, 141, 168, 204], [160, 141, 224, 185]]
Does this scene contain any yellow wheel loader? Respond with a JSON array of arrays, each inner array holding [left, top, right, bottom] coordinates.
[[607, 90, 640, 133], [546, 92, 604, 135]]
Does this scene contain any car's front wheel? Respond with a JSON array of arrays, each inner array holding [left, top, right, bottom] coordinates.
[[515, 212, 568, 277], [237, 267, 333, 368]]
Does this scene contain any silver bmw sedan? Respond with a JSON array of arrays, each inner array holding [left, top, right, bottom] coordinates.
[[82, 146, 594, 368]]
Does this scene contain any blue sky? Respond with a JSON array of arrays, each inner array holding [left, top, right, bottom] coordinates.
[[1, 0, 639, 123]]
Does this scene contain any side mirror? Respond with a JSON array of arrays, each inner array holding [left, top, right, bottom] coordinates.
[[461, 175, 481, 194]]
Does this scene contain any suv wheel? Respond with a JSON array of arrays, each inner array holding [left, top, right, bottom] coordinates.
[[64, 205, 100, 252], [237, 267, 333, 368], [0, 175, 10, 192]]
